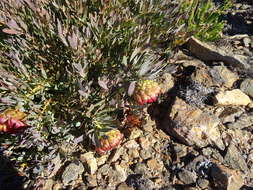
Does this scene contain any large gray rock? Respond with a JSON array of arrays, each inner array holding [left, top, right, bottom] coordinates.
[[177, 169, 197, 185], [162, 98, 225, 150], [62, 161, 84, 185], [187, 37, 250, 69]]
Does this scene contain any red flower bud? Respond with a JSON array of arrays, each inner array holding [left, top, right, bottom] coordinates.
[[95, 129, 123, 155]]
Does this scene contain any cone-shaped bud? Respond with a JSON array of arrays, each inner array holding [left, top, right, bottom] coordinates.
[[95, 129, 123, 155], [133, 80, 161, 105]]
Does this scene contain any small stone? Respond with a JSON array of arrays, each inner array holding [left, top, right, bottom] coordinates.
[[124, 140, 139, 149], [152, 177, 163, 188], [43, 179, 54, 190], [117, 182, 134, 190], [177, 169, 197, 185], [53, 183, 62, 190], [115, 164, 127, 177], [97, 155, 108, 166], [224, 143, 248, 172], [227, 112, 253, 129], [240, 78, 253, 98], [185, 155, 208, 172], [243, 37, 251, 48], [146, 159, 164, 172], [138, 136, 151, 150], [210, 162, 244, 190], [215, 89, 251, 106], [86, 175, 97, 187], [140, 149, 152, 160], [62, 161, 84, 185], [196, 178, 209, 189], [191, 66, 214, 87], [134, 163, 150, 176], [109, 164, 127, 184], [109, 147, 124, 163], [218, 107, 244, 123], [127, 128, 143, 139], [128, 149, 139, 159], [159, 73, 174, 93], [211, 66, 239, 88], [80, 152, 97, 175], [202, 147, 223, 163], [98, 164, 110, 176], [173, 143, 189, 159]]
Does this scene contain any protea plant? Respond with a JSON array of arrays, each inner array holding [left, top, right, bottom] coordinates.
[[95, 129, 124, 155], [133, 79, 161, 105], [0, 109, 28, 134], [90, 110, 124, 155]]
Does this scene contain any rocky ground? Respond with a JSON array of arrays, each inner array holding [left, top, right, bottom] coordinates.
[[2, 1, 253, 190]]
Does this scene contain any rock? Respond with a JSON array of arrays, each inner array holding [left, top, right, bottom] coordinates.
[[109, 147, 124, 163], [185, 155, 210, 174], [173, 143, 189, 159], [61, 161, 84, 185], [127, 128, 143, 139], [196, 178, 209, 189], [218, 107, 244, 123], [134, 163, 150, 176], [138, 136, 151, 150], [86, 175, 97, 187], [210, 66, 239, 88], [109, 164, 127, 184], [176, 79, 214, 107], [191, 65, 214, 87], [159, 73, 174, 94], [97, 155, 108, 166], [126, 175, 155, 190], [117, 182, 134, 190], [224, 143, 248, 172], [187, 37, 250, 69], [140, 149, 152, 160], [114, 164, 127, 182], [43, 179, 54, 190], [210, 162, 244, 190], [52, 183, 62, 190], [240, 78, 253, 98], [128, 149, 139, 159], [98, 164, 110, 176], [177, 169, 197, 185], [80, 152, 97, 175], [124, 140, 139, 149], [215, 89, 251, 106], [162, 97, 225, 150], [243, 37, 251, 48], [226, 112, 253, 130], [146, 159, 164, 172], [202, 147, 224, 163]]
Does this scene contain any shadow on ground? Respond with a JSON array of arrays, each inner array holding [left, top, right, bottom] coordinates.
[[0, 153, 25, 190]]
